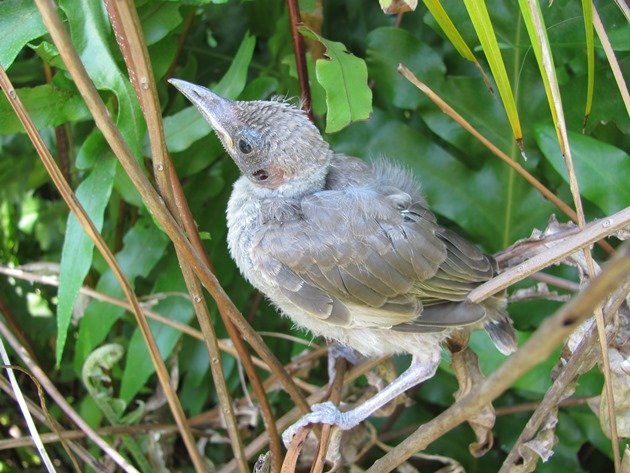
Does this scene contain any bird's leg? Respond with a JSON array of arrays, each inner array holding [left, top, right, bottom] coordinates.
[[327, 343, 363, 381], [282, 353, 440, 446]]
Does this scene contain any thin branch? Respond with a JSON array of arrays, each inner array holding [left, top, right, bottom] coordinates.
[[0, 265, 322, 391], [165, 9, 196, 80], [499, 281, 629, 472], [467, 207, 630, 303], [0, 348, 56, 472], [31, 0, 309, 422], [530, 271, 580, 292], [0, 319, 139, 473], [367, 243, 630, 472], [493, 396, 595, 416], [0, 59, 202, 472], [103, 1, 249, 469], [287, 0, 313, 119], [311, 357, 347, 472], [593, 5, 630, 116], [220, 356, 387, 473], [0, 375, 108, 471], [536, 0, 621, 462]]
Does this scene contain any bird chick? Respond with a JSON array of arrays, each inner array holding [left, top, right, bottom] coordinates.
[[169, 79, 516, 444]]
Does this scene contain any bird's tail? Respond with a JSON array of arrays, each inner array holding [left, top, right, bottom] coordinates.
[[482, 296, 517, 355]]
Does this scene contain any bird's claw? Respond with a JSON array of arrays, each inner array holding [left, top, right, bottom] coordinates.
[[282, 401, 354, 448]]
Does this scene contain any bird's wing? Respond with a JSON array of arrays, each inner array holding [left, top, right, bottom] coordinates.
[[251, 187, 493, 330]]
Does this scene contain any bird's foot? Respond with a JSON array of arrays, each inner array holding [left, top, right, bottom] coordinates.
[[282, 401, 357, 448]]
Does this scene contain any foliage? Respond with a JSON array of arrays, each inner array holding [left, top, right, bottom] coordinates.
[[0, 0, 628, 471]]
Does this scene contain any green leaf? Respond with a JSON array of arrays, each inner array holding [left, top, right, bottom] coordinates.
[[534, 124, 630, 215], [299, 26, 372, 133], [366, 27, 445, 109], [462, 0, 523, 142], [518, 0, 569, 155], [214, 32, 256, 99], [0, 0, 47, 69], [421, 0, 475, 62], [138, 2, 183, 46], [120, 254, 192, 402], [0, 85, 91, 134], [74, 218, 169, 372], [56, 157, 116, 363], [59, 0, 145, 160], [580, 0, 594, 124], [162, 32, 256, 152]]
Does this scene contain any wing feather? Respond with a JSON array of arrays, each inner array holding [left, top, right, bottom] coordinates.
[[251, 167, 497, 332]]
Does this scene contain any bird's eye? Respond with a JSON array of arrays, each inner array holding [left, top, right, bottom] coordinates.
[[238, 139, 252, 154]]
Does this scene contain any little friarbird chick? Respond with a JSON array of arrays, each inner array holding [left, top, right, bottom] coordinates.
[[169, 79, 517, 445]]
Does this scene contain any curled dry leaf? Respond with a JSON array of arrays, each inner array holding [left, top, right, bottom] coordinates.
[[449, 338, 495, 457], [295, 423, 376, 471], [379, 0, 418, 14], [510, 414, 559, 473], [598, 347, 630, 438], [495, 215, 578, 268]]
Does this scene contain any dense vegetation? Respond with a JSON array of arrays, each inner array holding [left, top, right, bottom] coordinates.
[[0, 0, 628, 471]]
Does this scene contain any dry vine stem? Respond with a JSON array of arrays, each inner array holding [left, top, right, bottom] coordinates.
[[32, 0, 311, 430], [368, 244, 630, 472], [102, 0, 252, 469], [500, 280, 630, 472], [0, 318, 139, 473]]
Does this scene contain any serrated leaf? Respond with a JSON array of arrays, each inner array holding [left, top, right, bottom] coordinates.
[[0, 85, 91, 134], [299, 26, 372, 133], [56, 157, 116, 363], [0, 0, 47, 69], [534, 124, 630, 215], [162, 32, 256, 153]]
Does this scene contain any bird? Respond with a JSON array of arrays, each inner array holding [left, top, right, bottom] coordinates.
[[168, 78, 517, 445]]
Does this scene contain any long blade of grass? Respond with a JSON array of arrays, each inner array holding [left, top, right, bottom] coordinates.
[[593, 5, 630, 117], [517, 0, 564, 154], [581, 0, 595, 129], [519, 3, 621, 469], [462, 0, 523, 147], [422, 0, 492, 90]]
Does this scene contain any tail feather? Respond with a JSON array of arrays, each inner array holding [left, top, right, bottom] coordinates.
[[482, 296, 517, 355]]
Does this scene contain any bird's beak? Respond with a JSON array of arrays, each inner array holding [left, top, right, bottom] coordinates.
[[167, 78, 235, 150]]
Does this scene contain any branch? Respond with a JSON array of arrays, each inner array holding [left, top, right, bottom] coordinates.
[[467, 207, 630, 303], [103, 1, 252, 469], [31, 0, 310, 423], [287, 0, 313, 119], [367, 243, 630, 472]]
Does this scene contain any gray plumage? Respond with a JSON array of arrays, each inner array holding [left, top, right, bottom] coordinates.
[[169, 79, 517, 437]]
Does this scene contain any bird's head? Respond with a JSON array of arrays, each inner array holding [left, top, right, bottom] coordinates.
[[169, 79, 332, 195]]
